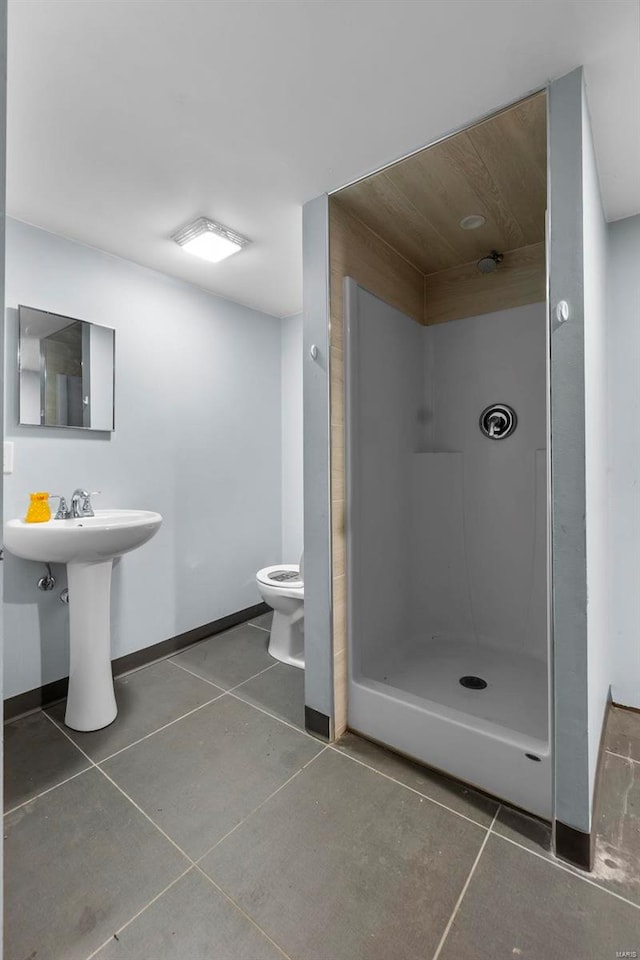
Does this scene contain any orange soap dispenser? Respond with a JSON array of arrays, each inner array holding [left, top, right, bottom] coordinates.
[[25, 492, 52, 523]]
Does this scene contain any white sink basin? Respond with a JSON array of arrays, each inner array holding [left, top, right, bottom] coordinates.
[[4, 509, 162, 564], [4, 507, 162, 733]]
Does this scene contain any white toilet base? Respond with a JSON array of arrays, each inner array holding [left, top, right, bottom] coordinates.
[[268, 609, 305, 670]]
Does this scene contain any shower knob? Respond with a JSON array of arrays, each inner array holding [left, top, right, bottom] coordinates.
[[479, 404, 517, 440]]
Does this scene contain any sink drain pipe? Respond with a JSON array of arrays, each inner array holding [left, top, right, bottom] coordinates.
[[37, 563, 56, 592]]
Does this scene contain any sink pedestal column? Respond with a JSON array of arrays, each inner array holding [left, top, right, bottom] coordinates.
[[65, 559, 118, 731]]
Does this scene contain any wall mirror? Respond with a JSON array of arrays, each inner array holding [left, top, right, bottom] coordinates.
[[18, 305, 115, 431]]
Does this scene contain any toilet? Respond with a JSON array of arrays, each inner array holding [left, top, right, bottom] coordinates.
[[256, 554, 304, 669]]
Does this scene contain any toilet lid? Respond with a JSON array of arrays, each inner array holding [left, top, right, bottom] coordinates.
[[257, 563, 303, 588]]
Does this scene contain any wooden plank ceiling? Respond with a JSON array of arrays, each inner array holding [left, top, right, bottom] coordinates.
[[333, 92, 547, 324]]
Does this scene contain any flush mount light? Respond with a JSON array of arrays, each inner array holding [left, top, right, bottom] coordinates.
[[459, 214, 487, 231], [172, 217, 249, 263]]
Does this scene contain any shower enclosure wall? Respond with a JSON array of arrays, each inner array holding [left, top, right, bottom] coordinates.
[[345, 279, 551, 818]]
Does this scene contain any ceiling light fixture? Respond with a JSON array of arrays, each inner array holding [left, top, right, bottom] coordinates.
[[459, 214, 487, 231], [172, 217, 249, 263]]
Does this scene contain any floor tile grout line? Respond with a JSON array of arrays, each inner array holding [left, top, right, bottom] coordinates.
[[194, 746, 330, 866], [326, 744, 491, 830], [37, 699, 513, 853], [225, 688, 321, 744], [96, 764, 199, 865], [41, 658, 499, 842], [3, 764, 94, 818], [194, 865, 294, 960], [605, 748, 640, 765], [490, 825, 640, 913], [44, 688, 226, 768], [247, 621, 271, 634], [164, 657, 230, 689], [431, 807, 499, 960], [169, 656, 280, 694], [53, 718, 327, 894], [96, 691, 227, 764], [111, 617, 271, 678], [22, 698, 640, 953], [99, 657, 283, 764], [38, 666, 639, 927], [45, 711, 199, 866], [32, 660, 287, 801], [64, 661, 282, 768], [83, 865, 195, 960], [226, 661, 281, 691], [43, 710, 99, 766], [27, 704, 329, 955], [42, 698, 640, 928]]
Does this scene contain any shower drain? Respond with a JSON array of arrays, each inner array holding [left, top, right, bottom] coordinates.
[[459, 676, 487, 690]]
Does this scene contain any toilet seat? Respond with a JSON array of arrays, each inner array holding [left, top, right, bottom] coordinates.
[[255, 562, 305, 669], [257, 564, 303, 594]]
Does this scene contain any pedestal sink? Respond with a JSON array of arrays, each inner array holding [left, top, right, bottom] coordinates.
[[4, 509, 162, 731]]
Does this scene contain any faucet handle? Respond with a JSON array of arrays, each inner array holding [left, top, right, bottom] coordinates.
[[50, 494, 70, 520], [83, 491, 100, 517]]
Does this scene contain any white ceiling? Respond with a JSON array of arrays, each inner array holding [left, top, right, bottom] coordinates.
[[7, 0, 640, 318]]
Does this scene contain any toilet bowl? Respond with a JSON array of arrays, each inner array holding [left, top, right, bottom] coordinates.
[[256, 560, 304, 669]]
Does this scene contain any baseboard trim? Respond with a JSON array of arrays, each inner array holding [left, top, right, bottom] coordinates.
[[554, 820, 593, 871], [553, 690, 612, 873], [612, 700, 640, 716], [554, 697, 610, 872], [305, 705, 331, 741], [3, 602, 269, 722]]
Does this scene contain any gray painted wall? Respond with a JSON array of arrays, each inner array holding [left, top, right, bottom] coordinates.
[[3, 218, 283, 699], [281, 313, 303, 561], [302, 195, 333, 722], [549, 68, 611, 834], [607, 214, 640, 710], [582, 82, 611, 797], [549, 69, 590, 833]]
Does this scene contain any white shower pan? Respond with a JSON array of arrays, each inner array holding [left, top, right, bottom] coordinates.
[[349, 639, 551, 819]]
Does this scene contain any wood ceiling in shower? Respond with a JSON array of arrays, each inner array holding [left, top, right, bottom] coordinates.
[[333, 91, 547, 324]]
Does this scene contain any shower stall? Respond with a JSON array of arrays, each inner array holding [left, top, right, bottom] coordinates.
[[345, 280, 551, 818], [303, 70, 611, 861]]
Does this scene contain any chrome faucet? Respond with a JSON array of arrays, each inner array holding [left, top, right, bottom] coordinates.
[[71, 489, 98, 519]]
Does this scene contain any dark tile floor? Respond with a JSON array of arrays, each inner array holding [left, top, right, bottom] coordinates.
[[4, 612, 640, 960]]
